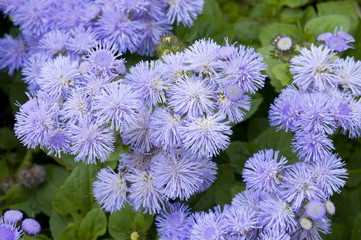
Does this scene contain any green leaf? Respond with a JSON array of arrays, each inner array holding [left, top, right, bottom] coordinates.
[[50, 211, 70, 240], [22, 234, 51, 240], [280, 8, 303, 23], [52, 164, 101, 222], [108, 204, 153, 240], [51, 153, 81, 171], [252, 127, 298, 162], [316, 1, 359, 32], [258, 46, 284, 92], [225, 141, 261, 175], [0, 127, 18, 150], [282, 0, 309, 8], [351, 214, 361, 240], [79, 207, 107, 240], [300, 6, 317, 28], [58, 224, 80, 240], [0, 158, 10, 179], [270, 63, 292, 86], [242, 93, 263, 122], [202, 0, 223, 18], [304, 15, 353, 37], [1, 185, 41, 216], [233, 18, 262, 45], [36, 165, 70, 216]]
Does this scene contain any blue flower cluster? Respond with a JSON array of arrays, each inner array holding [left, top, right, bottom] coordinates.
[[0, 210, 41, 239], [92, 38, 267, 214], [317, 27, 355, 52], [0, 0, 205, 76], [153, 149, 346, 239], [270, 43, 361, 162]]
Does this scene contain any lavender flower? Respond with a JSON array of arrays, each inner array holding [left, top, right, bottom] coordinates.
[[334, 57, 361, 96], [290, 44, 337, 91], [21, 218, 41, 235], [223, 205, 258, 238], [0, 217, 23, 240], [317, 27, 355, 52], [93, 167, 128, 213], [0, 35, 27, 75], [305, 200, 326, 220], [243, 149, 287, 192], [179, 114, 232, 157], [166, 0, 204, 27], [3, 211, 23, 224], [39, 30, 69, 56]]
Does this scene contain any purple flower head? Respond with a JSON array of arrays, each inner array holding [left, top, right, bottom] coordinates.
[[223, 205, 258, 238], [334, 57, 361, 96], [317, 27, 355, 52], [22, 53, 49, 87], [81, 3, 101, 22], [190, 206, 227, 240], [295, 92, 335, 135], [290, 44, 337, 91], [0, 217, 23, 240], [168, 75, 217, 118], [81, 73, 111, 97], [4, 210, 23, 224], [38, 55, 80, 99], [0, 34, 27, 75], [21, 218, 41, 235], [149, 108, 183, 150], [61, 88, 92, 123], [0, 0, 25, 16], [217, 45, 267, 94], [93, 82, 142, 132], [12, 0, 51, 37], [125, 60, 169, 107], [93, 167, 127, 213], [83, 42, 123, 76], [305, 200, 326, 220], [232, 189, 264, 212], [67, 27, 98, 54], [121, 110, 153, 153], [216, 38, 237, 61], [184, 38, 220, 76], [179, 113, 232, 157], [156, 202, 192, 239], [69, 118, 115, 164], [166, 0, 204, 27], [95, 6, 145, 53], [118, 0, 150, 14], [292, 130, 334, 162], [258, 195, 298, 233], [280, 162, 326, 211], [243, 149, 287, 193], [39, 30, 69, 56], [14, 96, 58, 149], [217, 89, 251, 123], [151, 149, 210, 200], [311, 153, 348, 197], [269, 85, 302, 132], [161, 52, 187, 83], [46, 127, 70, 158], [127, 168, 165, 215]]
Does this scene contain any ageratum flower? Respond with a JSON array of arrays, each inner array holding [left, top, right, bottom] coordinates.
[[168, 75, 217, 118], [46, 127, 70, 157], [125, 60, 169, 107], [217, 45, 267, 94], [166, 0, 204, 27], [93, 82, 142, 132], [66, 27, 98, 54], [223, 205, 258, 238], [69, 118, 115, 164], [189, 206, 227, 240], [179, 113, 232, 157], [305, 200, 326, 220], [280, 162, 326, 211], [259, 231, 290, 240], [269, 85, 302, 132], [61, 88, 92, 123], [317, 27, 355, 52], [290, 44, 337, 91], [22, 53, 49, 89], [184, 38, 220, 76], [3, 210, 23, 224], [94, 6, 145, 53], [127, 168, 165, 215], [156, 202, 192, 239], [21, 218, 41, 235], [0, 217, 23, 240], [39, 30, 69, 56], [217, 88, 251, 123], [151, 149, 211, 200], [148, 108, 183, 149], [38, 55, 80, 98], [243, 149, 287, 193], [292, 218, 330, 240], [14, 96, 58, 149], [311, 153, 348, 197], [93, 167, 128, 213], [0, 34, 27, 75], [334, 57, 361, 96]]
